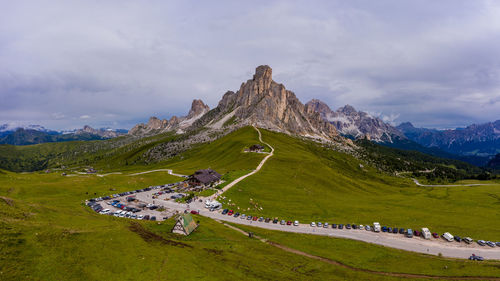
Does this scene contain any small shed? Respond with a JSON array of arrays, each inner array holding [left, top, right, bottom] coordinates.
[[171, 213, 198, 236]]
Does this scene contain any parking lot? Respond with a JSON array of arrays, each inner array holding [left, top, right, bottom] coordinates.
[[85, 181, 500, 260]]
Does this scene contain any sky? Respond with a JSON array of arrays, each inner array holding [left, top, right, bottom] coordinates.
[[1, 0, 499, 130]]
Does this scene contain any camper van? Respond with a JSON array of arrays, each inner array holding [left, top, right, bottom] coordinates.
[[442, 232, 454, 242], [373, 222, 381, 232], [421, 228, 431, 239], [205, 200, 222, 211]]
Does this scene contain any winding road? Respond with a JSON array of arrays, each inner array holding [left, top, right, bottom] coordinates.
[[208, 126, 274, 199]]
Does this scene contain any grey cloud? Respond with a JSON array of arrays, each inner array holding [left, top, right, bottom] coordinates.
[[0, 0, 499, 130]]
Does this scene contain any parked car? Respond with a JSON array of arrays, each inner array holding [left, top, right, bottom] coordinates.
[[454, 236, 462, 242], [228, 210, 234, 216], [432, 232, 439, 238], [234, 212, 240, 218], [286, 220, 292, 225], [442, 232, 454, 242], [138, 214, 144, 220], [406, 229, 413, 238], [190, 210, 199, 215], [496, 242, 500, 247], [382, 226, 388, 232], [246, 216, 253, 220], [252, 216, 258, 221], [273, 218, 279, 224], [469, 254, 484, 261], [317, 222, 323, 227], [352, 224, 357, 229], [392, 228, 398, 234], [359, 224, 364, 230], [387, 227, 393, 233], [338, 224, 344, 229], [463, 237, 473, 244], [259, 217, 264, 222], [310, 222, 316, 227], [477, 240, 486, 246], [346, 224, 351, 229], [414, 230, 421, 237], [293, 220, 299, 226], [221, 209, 229, 215], [365, 225, 371, 231], [143, 215, 150, 220], [332, 224, 337, 229], [265, 218, 270, 223], [323, 222, 329, 228], [280, 219, 285, 225], [486, 241, 496, 247], [399, 228, 405, 234], [241, 214, 246, 219], [150, 216, 156, 221]]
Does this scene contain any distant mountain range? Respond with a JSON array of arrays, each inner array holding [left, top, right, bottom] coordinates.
[[0, 124, 127, 145], [396, 121, 500, 157]]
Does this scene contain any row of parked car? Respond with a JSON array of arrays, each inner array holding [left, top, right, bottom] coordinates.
[[221, 209, 300, 226], [308, 221, 500, 248]]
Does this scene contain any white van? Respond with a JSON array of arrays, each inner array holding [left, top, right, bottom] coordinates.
[[442, 232, 454, 242], [373, 222, 381, 232], [421, 228, 431, 239]]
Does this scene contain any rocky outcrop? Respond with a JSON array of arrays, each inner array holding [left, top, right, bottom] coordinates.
[[201, 65, 338, 139], [305, 99, 404, 142], [129, 99, 210, 135]]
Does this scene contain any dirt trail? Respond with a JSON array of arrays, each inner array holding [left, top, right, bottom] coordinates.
[[222, 222, 500, 281]]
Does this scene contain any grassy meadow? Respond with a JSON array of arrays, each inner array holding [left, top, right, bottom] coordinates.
[[0, 169, 436, 281]]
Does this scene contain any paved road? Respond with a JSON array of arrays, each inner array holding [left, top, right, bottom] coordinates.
[[208, 126, 274, 199], [132, 190, 500, 260], [412, 178, 492, 187]]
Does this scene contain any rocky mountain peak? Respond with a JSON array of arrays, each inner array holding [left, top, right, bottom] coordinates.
[[187, 99, 210, 119], [305, 99, 333, 117], [340, 105, 357, 115], [306, 99, 405, 142]]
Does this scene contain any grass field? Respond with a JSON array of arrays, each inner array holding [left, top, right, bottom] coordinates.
[[208, 129, 500, 241], [0, 169, 440, 281], [230, 223, 500, 278], [2, 126, 500, 279]]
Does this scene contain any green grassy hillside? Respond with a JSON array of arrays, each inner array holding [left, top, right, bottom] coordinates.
[[210, 129, 500, 241], [0, 170, 432, 281]]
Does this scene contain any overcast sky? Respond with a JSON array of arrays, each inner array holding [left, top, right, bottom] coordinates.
[[1, 0, 500, 130]]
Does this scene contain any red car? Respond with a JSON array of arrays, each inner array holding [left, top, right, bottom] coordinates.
[[252, 216, 258, 221], [190, 210, 199, 215], [228, 210, 234, 216], [432, 232, 439, 238], [414, 230, 421, 237], [286, 221, 292, 225]]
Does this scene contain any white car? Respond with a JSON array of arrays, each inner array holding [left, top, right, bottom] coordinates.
[[359, 224, 364, 230], [138, 214, 144, 220], [310, 222, 316, 227], [293, 220, 299, 226]]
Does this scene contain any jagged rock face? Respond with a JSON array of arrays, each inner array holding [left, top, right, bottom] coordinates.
[[212, 65, 337, 138], [305, 99, 404, 142], [187, 99, 210, 119], [129, 99, 210, 136]]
